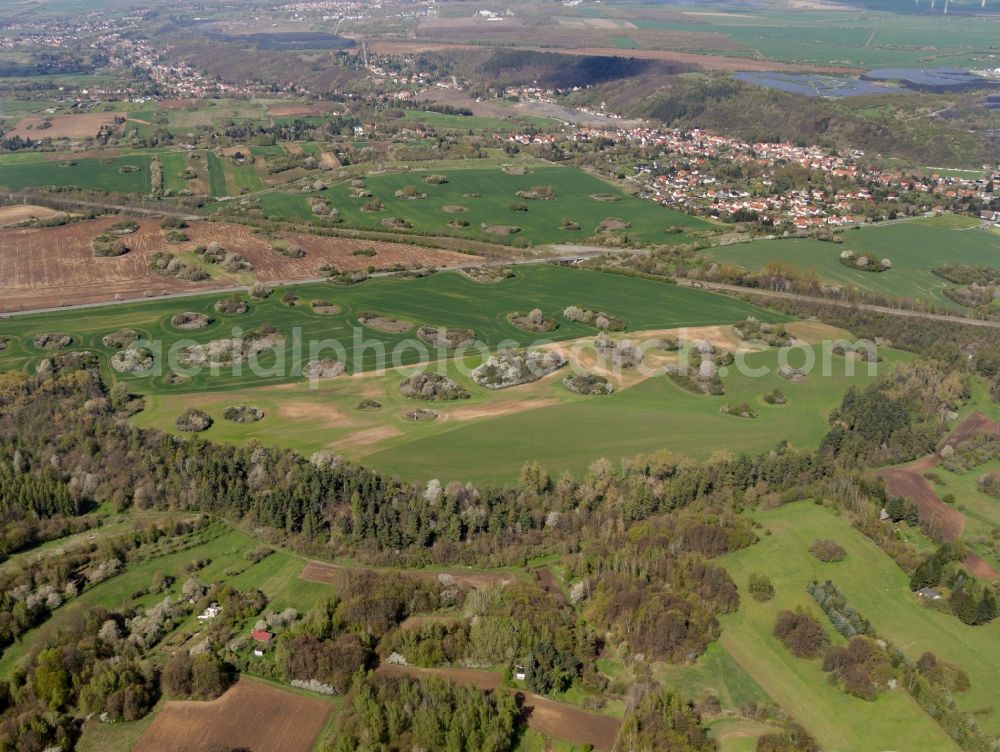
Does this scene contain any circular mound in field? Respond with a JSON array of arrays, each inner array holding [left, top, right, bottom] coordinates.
[[33, 333, 73, 350], [223, 405, 264, 423], [482, 224, 521, 236], [597, 218, 631, 231], [404, 408, 438, 422], [448, 219, 470, 229], [356, 399, 382, 411], [358, 311, 413, 334], [176, 408, 212, 432], [442, 205, 468, 214], [92, 234, 129, 257], [281, 291, 301, 307], [394, 186, 428, 200], [302, 358, 345, 380], [417, 326, 476, 349], [311, 300, 341, 315], [382, 216, 412, 229], [111, 347, 154, 375], [0, 337, 9, 352], [164, 371, 187, 386], [399, 372, 470, 402], [171, 312, 213, 330], [507, 310, 558, 333], [563, 373, 614, 396], [215, 296, 249, 315], [102, 328, 140, 349]]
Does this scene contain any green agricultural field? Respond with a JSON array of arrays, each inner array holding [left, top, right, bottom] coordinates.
[[355, 340, 903, 484], [205, 150, 229, 197], [720, 501, 1000, 744], [0, 153, 151, 193], [159, 150, 191, 194], [708, 217, 1000, 307], [221, 156, 265, 194], [0, 265, 780, 392], [211, 163, 712, 245]]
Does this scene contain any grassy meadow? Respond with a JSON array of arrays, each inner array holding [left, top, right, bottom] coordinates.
[[708, 216, 1000, 307], [719, 501, 1000, 744]]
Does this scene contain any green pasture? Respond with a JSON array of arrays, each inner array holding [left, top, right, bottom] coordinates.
[[720, 500, 1000, 742], [0, 153, 151, 193], [708, 216, 1000, 307], [211, 164, 712, 245]]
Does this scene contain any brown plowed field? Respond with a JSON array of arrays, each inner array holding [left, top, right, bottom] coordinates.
[[0, 217, 480, 312], [132, 678, 333, 752], [9, 112, 125, 140], [376, 665, 621, 751], [300, 560, 514, 590], [534, 567, 569, 605], [878, 413, 1000, 579]]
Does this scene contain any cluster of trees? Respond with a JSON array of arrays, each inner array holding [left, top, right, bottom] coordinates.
[[161, 652, 232, 700], [773, 610, 830, 659], [616, 684, 715, 752], [822, 636, 895, 701], [910, 543, 1000, 625], [332, 674, 519, 752], [0, 605, 160, 751]]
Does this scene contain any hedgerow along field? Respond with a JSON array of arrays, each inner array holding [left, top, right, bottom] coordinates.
[[707, 216, 1000, 307], [210, 163, 713, 245], [719, 500, 1000, 743], [0, 265, 781, 392]]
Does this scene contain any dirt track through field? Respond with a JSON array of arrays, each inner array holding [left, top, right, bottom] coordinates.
[[376, 664, 621, 750], [878, 412, 1000, 579], [132, 678, 332, 752]]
